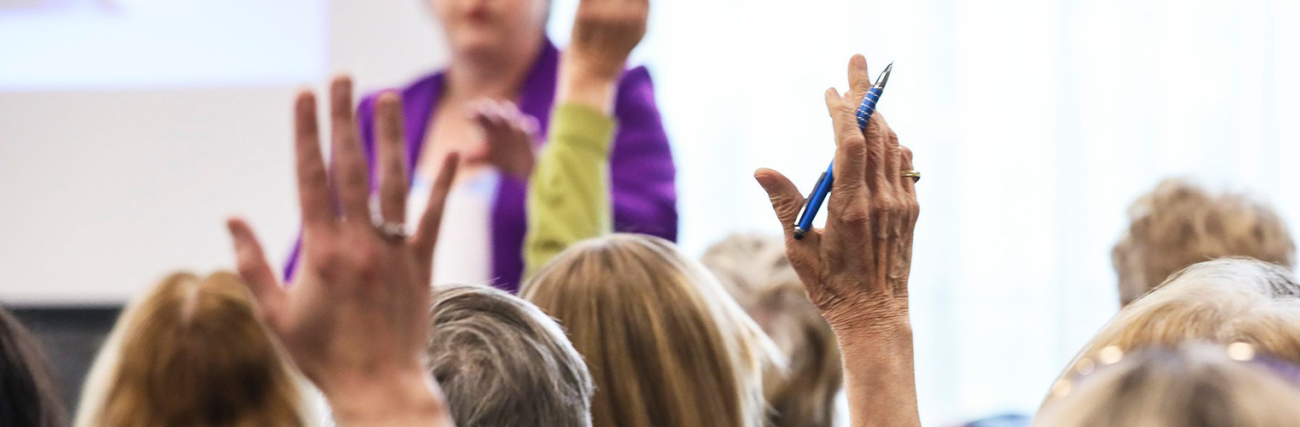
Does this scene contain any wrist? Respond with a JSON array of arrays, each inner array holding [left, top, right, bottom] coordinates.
[[324, 367, 451, 427], [558, 55, 620, 113]]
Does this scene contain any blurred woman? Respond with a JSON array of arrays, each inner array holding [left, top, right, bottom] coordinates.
[[1036, 344, 1300, 427], [521, 234, 776, 427], [1047, 258, 1300, 400], [702, 233, 843, 427], [74, 272, 309, 427], [284, 0, 678, 291], [1113, 178, 1295, 306], [427, 283, 594, 427], [0, 306, 66, 427]]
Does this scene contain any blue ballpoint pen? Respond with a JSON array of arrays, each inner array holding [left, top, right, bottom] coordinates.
[[793, 62, 892, 240]]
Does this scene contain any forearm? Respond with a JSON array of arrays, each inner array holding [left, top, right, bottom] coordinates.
[[834, 320, 922, 427], [524, 103, 616, 275], [326, 369, 454, 427]]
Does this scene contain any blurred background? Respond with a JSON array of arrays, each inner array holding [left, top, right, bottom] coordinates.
[[2, 0, 1299, 424]]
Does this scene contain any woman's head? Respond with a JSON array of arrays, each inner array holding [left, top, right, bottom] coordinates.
[[75, 272, 305, 427], [427, 283, 593, 427], [0, 306, 66, 427], [1113, 178, 1295, 305], [1048, 258, 1300, 399], [1035, 344, 1300, 427], [428, 0, 550, 60], [521, 234, 773, 427], [702, 233, 842, 427]]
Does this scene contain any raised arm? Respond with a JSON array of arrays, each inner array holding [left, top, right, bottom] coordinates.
[[523, 0, 650, 275], [756, 55, 922, 427], [226, 77, 459, 427]]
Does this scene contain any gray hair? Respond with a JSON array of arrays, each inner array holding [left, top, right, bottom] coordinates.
[[428, 283, 594, 427]]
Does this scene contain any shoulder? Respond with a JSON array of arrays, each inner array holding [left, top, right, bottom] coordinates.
[[615, 66, 657, 103]]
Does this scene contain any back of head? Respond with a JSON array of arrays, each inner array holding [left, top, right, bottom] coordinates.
[[75, 272, 304, 427], [0, 306, 66, 427], [1048, 258, 1300, 398], [427, 283, 593, 427], [702, 233, 842, 427], [1035, 344, 1300, 427], [521, 234, 769, 427], [1113, 178, 1295, 305]]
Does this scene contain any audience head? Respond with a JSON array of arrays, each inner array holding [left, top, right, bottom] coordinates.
[[521, 233, 774, 427], [1113, 178, 1295, 305], [428, 0, 549, 59], [0, 306, 66, 427], [427, 283, 593, 427], [1050, 258, 1300, 398], [75, 272, 306, 427], [702, 233, 842, 427], [1036, 344, 1300, 427]]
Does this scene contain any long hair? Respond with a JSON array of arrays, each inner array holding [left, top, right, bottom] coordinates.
[[0, 306, 66, 427], [521, 234, 776, 427], [74, 272, 306, 427]]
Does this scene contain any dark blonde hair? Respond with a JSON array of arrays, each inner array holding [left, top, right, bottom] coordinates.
[[428, 283, 594, 427], [1113, 179, 1295, 305], [521, 234, 773, 427], [702, 233, 841, 427], [75, 272, 305, 427]]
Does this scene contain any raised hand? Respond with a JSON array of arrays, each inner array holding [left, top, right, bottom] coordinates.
[[466, 99, 539, 181], [225, 76, 457, 427], [558, 0, 649, 111], [755, 54, 921, 427], [755, 55, 919, 332]]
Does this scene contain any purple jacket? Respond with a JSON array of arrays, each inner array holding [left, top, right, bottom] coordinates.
[[285, 39, 678, 292]]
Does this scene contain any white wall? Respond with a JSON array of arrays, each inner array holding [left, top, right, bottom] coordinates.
[[0, 0, 449, 303]]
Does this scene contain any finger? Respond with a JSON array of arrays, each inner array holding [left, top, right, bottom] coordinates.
[[226, 217, 286, 316], [825, 88, 868, 200], [754, 168, 806, 236], [873, 112, 902, 189], [846, 54, 872, 102], [900, 145, 917, 198], [329, 76, 370, 224], [411, 152, 460, 267], [375, 92, 409, 223], [293, 91, 335, 231]]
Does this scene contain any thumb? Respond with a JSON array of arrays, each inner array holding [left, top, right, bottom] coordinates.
[[225, 217, 286, 317], [755, 168, 805, 236]]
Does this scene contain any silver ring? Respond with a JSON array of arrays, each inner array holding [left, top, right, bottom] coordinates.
[[374, 220, 408, 242]]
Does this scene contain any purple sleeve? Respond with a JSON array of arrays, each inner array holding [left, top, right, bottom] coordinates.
[[282, 94, 383, 280], [610, 66, 679, 241]]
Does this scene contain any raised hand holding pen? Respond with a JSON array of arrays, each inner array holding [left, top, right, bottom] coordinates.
[[793, 60, 900, 239]]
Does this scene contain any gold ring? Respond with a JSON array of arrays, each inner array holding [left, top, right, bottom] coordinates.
[[901, 170, 921, 183]]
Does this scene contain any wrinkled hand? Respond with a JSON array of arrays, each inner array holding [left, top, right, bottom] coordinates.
[[225, 77, 456, 425], [466, 99, 538, 181], [566, 0, 649, 81], [755, 55, 920, 334]]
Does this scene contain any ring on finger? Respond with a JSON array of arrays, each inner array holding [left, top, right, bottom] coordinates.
[[901, 170, 921, 183], [373, 220, 408, 243]]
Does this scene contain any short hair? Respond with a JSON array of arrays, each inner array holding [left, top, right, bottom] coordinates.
[[521, 234, 776, 427], [1036, 344, 1300, 427], [426, 283, 594, 427], [1047, 258, 1300, 399], [0, 306, 66, 427], [702, 233, 842, 427], [1113, 179, 1295, 305], [74, 272, 306, 427]]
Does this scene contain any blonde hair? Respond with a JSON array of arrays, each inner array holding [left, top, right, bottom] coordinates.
[[521, 234, 775, 427], [428, 283, 594, 427], [1035, 344, 1300, 427], [74, 272, 306, 427], [1113, 178, 1295, 305], [1048, 258, 1300, 401], [702, 233, 841, 427]]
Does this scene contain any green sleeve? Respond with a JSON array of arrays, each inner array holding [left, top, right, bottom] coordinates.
[[524, 103, 617, 277]]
